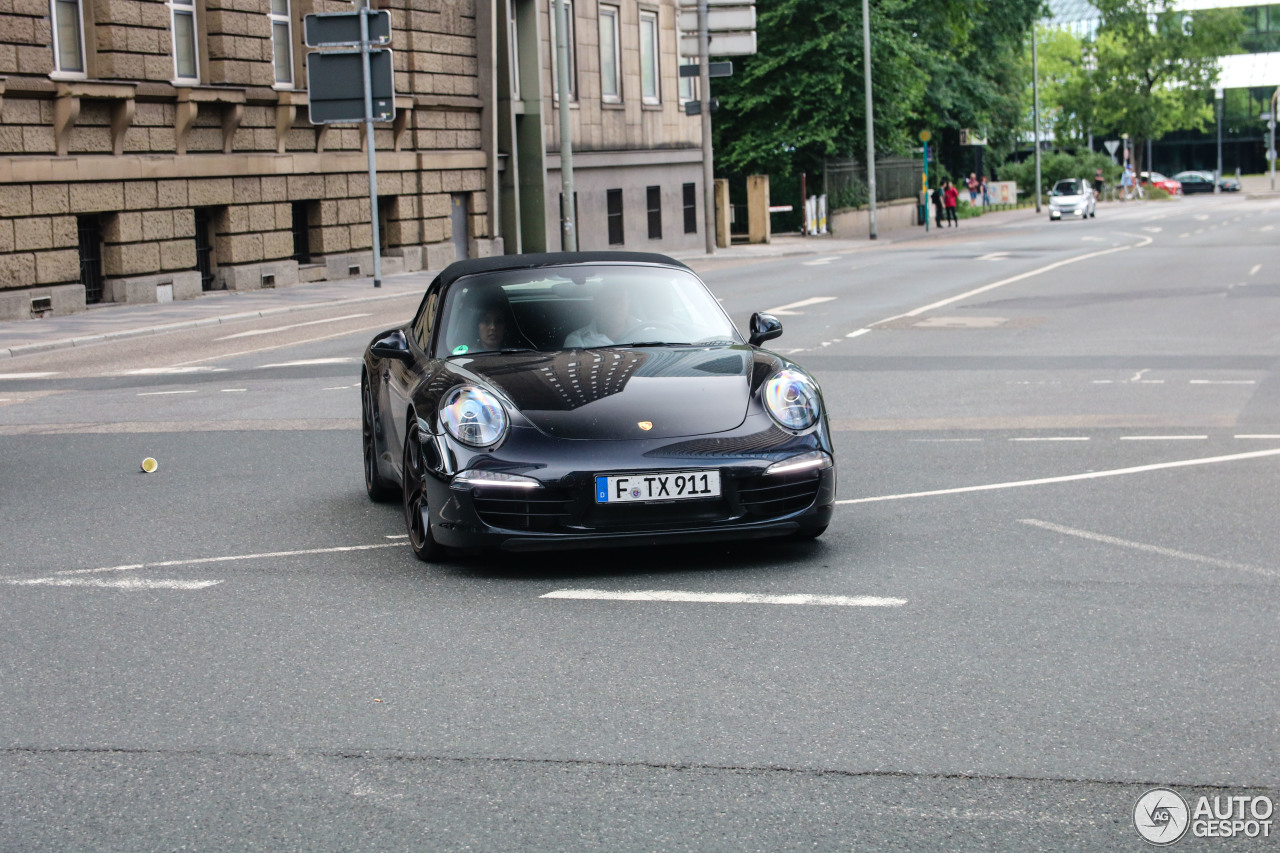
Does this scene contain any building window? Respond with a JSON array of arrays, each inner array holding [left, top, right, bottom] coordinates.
[[678, 56, 696, 104], [77, 215, 103, 304], [51, 0, 86, 75], [606, 188, 624, 245], [291, 201, 311, 263], [639, 9, 660, 105], [646, 186, 662, 239], [683, 182, 697, 233], [599, 4, 621, 103], [548, 0, 577, 101], [270, 0, 292, 86], [170, 0, 200, 83]]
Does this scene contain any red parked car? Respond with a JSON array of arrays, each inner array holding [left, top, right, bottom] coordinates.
[[1139, 171, 1182, 196]]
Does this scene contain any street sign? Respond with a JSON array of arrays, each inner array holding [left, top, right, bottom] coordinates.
[[679, 31, 756, 57], [677, 6, 756, 32], [919, 129, 931, 142], [304, 10, 391, 47], [1104, 139, 1120, 156], [684, 98, 719, 116], [307, 49, 396, 123], [679, 61, 733, 78]]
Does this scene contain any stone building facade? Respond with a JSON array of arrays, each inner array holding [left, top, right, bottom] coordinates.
[[494, 0, 705, 254], [0, 0, 502, 319]]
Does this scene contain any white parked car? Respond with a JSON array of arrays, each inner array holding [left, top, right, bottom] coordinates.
[[1048, 179, 1096, 220]]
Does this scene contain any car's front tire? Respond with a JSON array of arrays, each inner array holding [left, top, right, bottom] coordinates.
[[362, 372, 398, 502], [402, 419, 444, 562]]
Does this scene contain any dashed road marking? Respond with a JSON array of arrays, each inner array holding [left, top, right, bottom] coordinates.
[[1009, 437, 1089, 442], [137, 390, 199, 396], [1119, 435, 1207, 441], [1189, 380, 1256, 385], [0, 372, 60, 379], [257, 357, 361, 368], [124, 367, 227, 375], [540, 589, 907, 607], [214, 313, 372, 341], [800, 257, 840, 266], [1249, 264, 1261, 276], [846, 329, 871, 339], [53, 542, 406, 576], [764, 296, 838, 315], [3, 577, 222, 590]]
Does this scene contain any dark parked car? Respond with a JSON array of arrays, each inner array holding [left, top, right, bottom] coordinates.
[[1172, 170, 1241, 193], [362, 252, 836, 559]]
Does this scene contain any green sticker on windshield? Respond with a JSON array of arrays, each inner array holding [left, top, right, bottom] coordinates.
[[452, 344, 469, 355]]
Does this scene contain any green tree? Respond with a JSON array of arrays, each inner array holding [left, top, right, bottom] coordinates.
[[1078, 0, 1243, 173]]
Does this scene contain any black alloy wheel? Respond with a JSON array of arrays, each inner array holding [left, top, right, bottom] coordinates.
[[402, 420, 442, 562], [362, 373, 397, 502]]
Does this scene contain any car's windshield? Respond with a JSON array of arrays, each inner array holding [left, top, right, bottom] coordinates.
[[1052, 180, 1082, 196], [1148, 172, 1167, 182], [433, 264, 743, 357]]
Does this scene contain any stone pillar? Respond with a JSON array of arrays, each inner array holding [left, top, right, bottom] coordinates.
[[714, 178, 730, 249], [747, 174, 770, 244]]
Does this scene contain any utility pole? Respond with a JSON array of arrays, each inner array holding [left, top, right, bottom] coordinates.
[[1031, 21, 1041, 214], [862, 0, 876, 238], [554, 0, 577, 250], [698, 0, 715, 254]]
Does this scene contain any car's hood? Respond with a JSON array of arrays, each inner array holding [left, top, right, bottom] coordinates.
[[452, 346, 761, 439], [1051, 193, 1084, 202]]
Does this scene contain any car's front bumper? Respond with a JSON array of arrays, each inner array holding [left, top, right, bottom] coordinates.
[[425, 461, 836, 552]]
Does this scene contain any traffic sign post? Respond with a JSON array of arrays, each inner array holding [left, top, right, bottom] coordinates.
[[304, 7, 393, 287], [920, 130, 931, 232]]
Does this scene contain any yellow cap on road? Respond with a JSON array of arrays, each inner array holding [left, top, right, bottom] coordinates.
[[141, 457, 158, 473]]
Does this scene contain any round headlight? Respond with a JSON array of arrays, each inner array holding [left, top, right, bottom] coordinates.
[[440, 385, 509, 447], [763, 369, 821, 430]]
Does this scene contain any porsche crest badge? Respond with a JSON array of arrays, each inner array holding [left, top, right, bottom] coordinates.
[[637, 421, 653, 431]]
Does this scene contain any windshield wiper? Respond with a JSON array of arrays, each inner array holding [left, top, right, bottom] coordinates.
[[620, 341, 692, 348]]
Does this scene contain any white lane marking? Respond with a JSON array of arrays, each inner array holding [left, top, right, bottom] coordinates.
[[257, 357, 361, 368], [875, 236, 1154, 325], [1081, 236, 1106, 242], [1249, 264, 1261, 276], [174, 322, 393, 367], [123, 367, 227, 375], [1179, 232, 1190, 238], [54, 542, 406, 576], [836, 447, 1280, 505], [0, 372, 60, 379], [1141, 226, 1163, 233], [977, 252, 1010, 261], [1020, 519, 1276, 579], [4, 577, 222, 590], [1194, 214, 1209, 221], [908, 438, 983, 442], [1119, 435, 1207, 441], [801, 257, 840, 266], [215, 313, 372, 341], [220, 388, 247, 393], [764, 296, 838, 315], [1237, 434, 1280, 439], [1189, 380, 1255, 385], [1009, 437, 1089, 442], [136, 390, 199, 396], [1262, 225, 1275, 232], [540, 589, 907, 607], [384, 534, 409, 539], [846, 329, 871, 339]]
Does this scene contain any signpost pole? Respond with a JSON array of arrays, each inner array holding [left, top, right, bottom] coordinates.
[[1270, 87, 1277, 192], [698, 0, 715, 254], [923, 138, 929, 233], [1032, 22, 1041, 214], [554, 0, 576, 251], [359, 4, 383, 288]]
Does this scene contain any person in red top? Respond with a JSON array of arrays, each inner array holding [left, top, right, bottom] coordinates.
[[943, 180, 959, 227]]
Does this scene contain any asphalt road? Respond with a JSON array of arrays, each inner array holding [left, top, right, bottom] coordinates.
[[1, 195, 1278, 851]]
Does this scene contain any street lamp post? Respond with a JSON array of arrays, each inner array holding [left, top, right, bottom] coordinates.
[[1215, 86, 1223, 195], [1032, 21, 1041, 213], [862, 0, 876, 239]]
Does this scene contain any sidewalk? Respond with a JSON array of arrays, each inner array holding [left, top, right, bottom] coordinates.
[[0, 204, 1039, 360]]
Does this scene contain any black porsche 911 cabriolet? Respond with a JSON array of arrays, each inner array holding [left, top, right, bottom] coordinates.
[[361, 251, 836, 559]]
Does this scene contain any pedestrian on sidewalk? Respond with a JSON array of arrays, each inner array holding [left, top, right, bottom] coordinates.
[[967, 173, 979, 205], [1120, 163, 1133, 201], [1093, 167, 1105, 200], [943, 180, 959, 227], [980, 175, 990, 207], [931, 182, 944, 228]]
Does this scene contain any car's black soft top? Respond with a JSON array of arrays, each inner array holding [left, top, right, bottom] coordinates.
[[437, 252, 690, 288]]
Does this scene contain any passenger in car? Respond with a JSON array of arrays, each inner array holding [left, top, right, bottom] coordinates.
[[473, 288, 521, 352], [564, 287, 640, 347]]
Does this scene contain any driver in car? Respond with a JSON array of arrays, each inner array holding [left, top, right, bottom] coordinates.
[[564, 287, 641, 347]]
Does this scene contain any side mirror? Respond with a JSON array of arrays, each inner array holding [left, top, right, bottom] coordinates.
[[370, 329, 412, 362], [748, 312, 783, 347]]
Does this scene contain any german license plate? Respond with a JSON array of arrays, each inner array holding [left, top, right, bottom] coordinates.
[[595, 471, 721, 503]]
